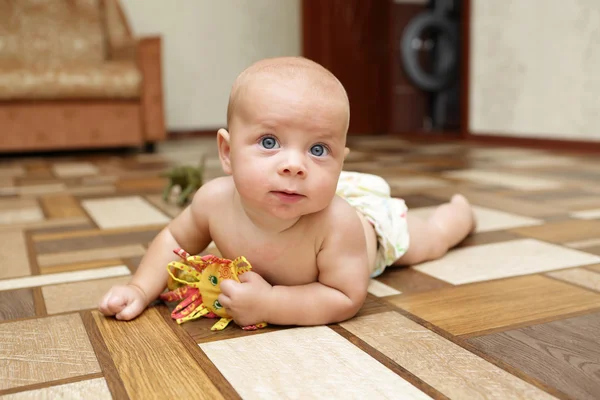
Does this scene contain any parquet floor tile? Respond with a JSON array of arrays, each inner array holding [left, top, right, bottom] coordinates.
[[201, 325, 432, 399], [546, 267, 600, 292], [510, 219, 600, 244], [0, 230, 30, 279], [468, 312, 600, 400], [388, 275, 600, 337], [93, 308, 225, 399], [1, 136, 600, 398], [412, 238, 600, 285], [0, 289, 35, 321], [0, 314, 100, 391], [341, 311, 558, 399], [0, 378, 112, 400]]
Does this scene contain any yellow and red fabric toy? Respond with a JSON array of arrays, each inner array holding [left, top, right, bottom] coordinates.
[[159, 248, 268, 331]]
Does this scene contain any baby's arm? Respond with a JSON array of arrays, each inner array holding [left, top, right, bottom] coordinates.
[[266, 202, 370, 325], [98, 181, 215, 320]]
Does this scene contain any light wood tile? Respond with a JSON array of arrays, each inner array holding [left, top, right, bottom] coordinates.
[[0, 230, 30, 280], [546, 268, 600, 292], [52, 162, 99, 178], [570, 208, 600, 220], [388, 275, 600, 337], [413, 239, 600, 285], [37, 245, 146, 268], [42, 276, 131, 314], [469, 312, 600, 400], [81, 196, 170, 229], [341, 311, 556, 399], [0, 208, 44, 225], [510, 220, 600, 244], [93, 308, 224, 399], [0, 266, 130, 291], [39, 194, 86, 219], [17, 184, 65, 196], [0, 289, 35, 321], [368, 279, 402, 297], [0, 314, 100, 391], [200, 326, 432, 399], [0, 378, 111, 399]]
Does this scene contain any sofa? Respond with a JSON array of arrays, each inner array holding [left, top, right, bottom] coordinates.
[[0, 0, 166, 152]]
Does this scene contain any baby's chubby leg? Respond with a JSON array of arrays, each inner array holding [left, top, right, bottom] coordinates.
[[394, 194, 476, 266]]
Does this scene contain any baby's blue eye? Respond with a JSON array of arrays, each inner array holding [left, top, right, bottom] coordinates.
[[310, 144, 328, 157], [260, 137, 279, 149]]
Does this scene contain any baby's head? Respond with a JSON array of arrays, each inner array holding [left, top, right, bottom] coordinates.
[[217, 57, 350, 221]]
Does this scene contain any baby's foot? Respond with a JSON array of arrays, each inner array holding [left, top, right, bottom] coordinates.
[[450, 194, 477, 234]]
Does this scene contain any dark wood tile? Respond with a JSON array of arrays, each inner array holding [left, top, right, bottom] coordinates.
[[510, 220, 600, 244], [80, 311, 129, 399], [468, 312, 600, 400], [33, 228, 161, 255], [0, 289, 35, 321], [375, 267, 451, 294], [457, 230, 522, 248]]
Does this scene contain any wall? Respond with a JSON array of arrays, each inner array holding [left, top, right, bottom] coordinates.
[[469, 0, 600, 141], [120, 0, 301, 131]]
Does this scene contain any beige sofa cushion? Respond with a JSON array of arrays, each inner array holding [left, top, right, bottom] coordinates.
[[0, 0, 107, 68], [0, 62, 141, 100]]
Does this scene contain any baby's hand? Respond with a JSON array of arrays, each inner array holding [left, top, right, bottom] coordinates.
[[218, 271, 272, 327], [98, 284, 148, 321]]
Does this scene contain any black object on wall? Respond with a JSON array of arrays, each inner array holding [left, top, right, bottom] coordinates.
[[400, 0, 461, 131]]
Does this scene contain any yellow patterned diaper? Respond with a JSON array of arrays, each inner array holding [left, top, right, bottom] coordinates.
[[336, 171, 409, 277]]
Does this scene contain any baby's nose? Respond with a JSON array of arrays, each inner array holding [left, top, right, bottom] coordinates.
[[279, 153, 307, 177]]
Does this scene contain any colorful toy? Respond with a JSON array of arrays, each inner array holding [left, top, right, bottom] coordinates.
[[161, 155, 206, 206], [159, 248, 268, 331]]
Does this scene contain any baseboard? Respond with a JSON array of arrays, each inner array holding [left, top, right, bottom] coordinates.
[[167, 129, 220, 140], [465, 133, 600, 153]]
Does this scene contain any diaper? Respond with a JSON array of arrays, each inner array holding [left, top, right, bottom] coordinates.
[[336, 171, 409, 277]]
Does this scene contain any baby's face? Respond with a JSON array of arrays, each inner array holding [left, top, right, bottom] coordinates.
[[227, 76, 348, 221]]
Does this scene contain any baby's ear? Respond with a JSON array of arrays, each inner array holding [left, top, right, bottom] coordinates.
[[343, 147, 350, 159], [217, 128, 232, 175]]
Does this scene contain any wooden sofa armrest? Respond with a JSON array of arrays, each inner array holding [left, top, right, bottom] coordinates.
[[137, 36, 166, 142]]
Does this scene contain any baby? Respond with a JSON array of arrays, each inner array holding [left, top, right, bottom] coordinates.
[[99, 57, 475, 327]]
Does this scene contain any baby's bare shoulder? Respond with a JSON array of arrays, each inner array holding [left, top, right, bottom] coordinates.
[[188, 176, 234, 214], [310, 195, 361, 232]]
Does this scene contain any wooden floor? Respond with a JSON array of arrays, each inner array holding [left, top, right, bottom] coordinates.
[[1, 136, 600, 399]]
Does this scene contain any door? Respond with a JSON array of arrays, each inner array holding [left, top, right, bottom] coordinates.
[[302, 0, 391, 135]]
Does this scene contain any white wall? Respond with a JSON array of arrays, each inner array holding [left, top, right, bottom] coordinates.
[[121, 0, 302, 131], [469, 0, 600, 141]]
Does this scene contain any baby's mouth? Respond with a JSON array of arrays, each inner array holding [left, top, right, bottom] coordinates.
[[271, 190, 306, 203]]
